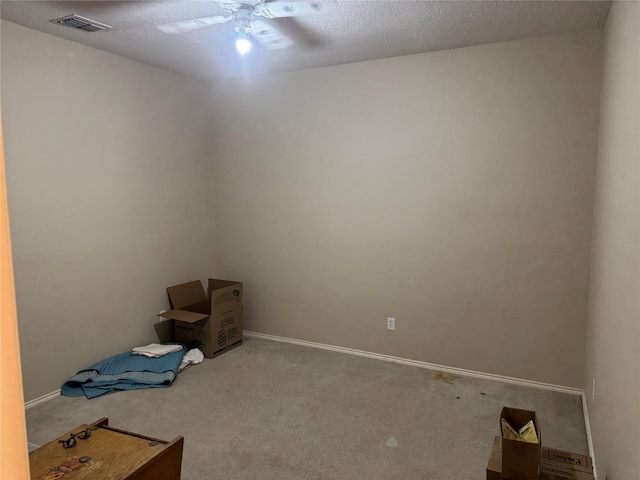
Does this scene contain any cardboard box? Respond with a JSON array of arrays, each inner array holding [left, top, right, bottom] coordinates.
[[155, 279, 243, 358], [500, 407, 541, 480], [486, 436, 594, 480], [538, 465, 594, 480], [487, 436, 502, 480], [541, 446, 592, 474], [539, 445, 594, 480]]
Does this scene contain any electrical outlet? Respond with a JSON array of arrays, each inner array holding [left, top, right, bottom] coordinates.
[[387, 317, 395, 331], [592, 378, 596, 401], [158, 309, 168, 322]]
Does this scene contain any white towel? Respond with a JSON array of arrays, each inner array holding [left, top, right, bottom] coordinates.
[[179, 348, 204, 372], [132, 343, 183, 358]]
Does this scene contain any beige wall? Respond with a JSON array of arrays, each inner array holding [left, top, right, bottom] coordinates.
[[1, 21, 215, 401], [210, 30, 603, 388], [584, 2, 640, 478], [1, 20, 608, 401]]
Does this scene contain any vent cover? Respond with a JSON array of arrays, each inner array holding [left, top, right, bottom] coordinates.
[[49, 14, 112, 32]]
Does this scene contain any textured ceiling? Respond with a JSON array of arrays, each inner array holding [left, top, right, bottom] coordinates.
[[0, 1, 611, 82]]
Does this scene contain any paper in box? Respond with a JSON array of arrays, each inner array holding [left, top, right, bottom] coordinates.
[[155, 278, 243, 358], [500, 407, 541, 480]]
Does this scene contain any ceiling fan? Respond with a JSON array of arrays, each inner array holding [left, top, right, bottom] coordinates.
[[156, 0, 326, 55]]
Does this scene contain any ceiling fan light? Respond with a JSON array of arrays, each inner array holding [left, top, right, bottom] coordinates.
[[236, 37, 252, 55], [235, 25, 252, 56]]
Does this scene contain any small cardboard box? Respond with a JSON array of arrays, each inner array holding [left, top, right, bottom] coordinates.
[[541, 446, 592, 474], [500, 407, 541, 480], [539, 445, 594, 480], [155, 278, 243, 358], [486, 436, 594, 480]]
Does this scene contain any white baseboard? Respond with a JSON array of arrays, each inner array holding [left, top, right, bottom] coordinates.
[[582, 391, 598, 479], [244, 331, 583, 396], [24, 389, 60, 409]]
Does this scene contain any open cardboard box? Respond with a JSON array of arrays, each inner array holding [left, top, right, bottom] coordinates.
[[500, 407, 541, 480], [155, 278, 243, 358]]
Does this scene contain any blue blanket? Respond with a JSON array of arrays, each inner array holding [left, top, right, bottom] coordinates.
[[61, 344, 186, 399]]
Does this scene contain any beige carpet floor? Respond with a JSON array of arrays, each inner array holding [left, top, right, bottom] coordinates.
[[26, 336, 588, 479]]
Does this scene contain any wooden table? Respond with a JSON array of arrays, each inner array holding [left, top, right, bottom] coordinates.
[[29, 418, 183, 480]]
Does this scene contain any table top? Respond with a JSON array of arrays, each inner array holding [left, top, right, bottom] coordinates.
[[29, 422, 173, 480]]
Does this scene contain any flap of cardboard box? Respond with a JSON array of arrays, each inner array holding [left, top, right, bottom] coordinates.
[[167, 281, 208, 310], [491, 436, 501, 452], [153, 319, 174, 344], [158, 309, 209, 323], [486, 436, 502, 480]]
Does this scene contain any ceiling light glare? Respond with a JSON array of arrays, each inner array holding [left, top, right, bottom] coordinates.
[[236, 35, 251, 55]]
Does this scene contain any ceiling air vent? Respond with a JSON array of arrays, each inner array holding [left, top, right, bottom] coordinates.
[[49, 14, 112, 32]]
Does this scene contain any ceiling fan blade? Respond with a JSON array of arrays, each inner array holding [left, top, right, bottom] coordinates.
[[156, 15, 232, 34], [268, 17, 325, 49], [256, 1, 323, 19], [250, 20, 293, 50]]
